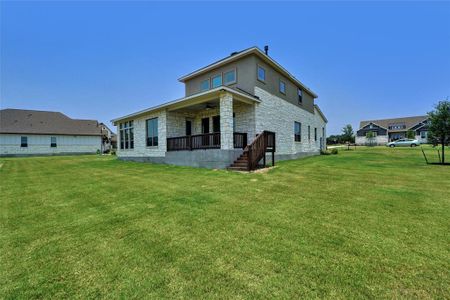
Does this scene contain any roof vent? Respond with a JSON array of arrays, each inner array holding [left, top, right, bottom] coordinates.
[[264, 45, 269, 55], [230, 51, 239, 56]]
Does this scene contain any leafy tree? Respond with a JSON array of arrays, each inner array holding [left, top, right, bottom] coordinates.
[[428, 100, 450, 164], [406, 130, 415, 139], [341, 124, 355, 143], [366, 131, 375, 146]]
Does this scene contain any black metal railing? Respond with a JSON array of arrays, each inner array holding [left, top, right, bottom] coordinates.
[[167, 132, 248, 151]]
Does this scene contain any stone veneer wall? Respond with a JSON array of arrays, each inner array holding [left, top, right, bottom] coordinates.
[[117, 110, 167, 158], [355, 135, 389, 145], [0, 134, 101, 156], [254, 87, 326, 156]]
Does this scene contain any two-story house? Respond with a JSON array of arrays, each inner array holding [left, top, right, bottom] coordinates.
[[112, 47, 327, 170]]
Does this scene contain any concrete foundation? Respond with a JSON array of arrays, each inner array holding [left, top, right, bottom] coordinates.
[[119, 149, 243, 169]]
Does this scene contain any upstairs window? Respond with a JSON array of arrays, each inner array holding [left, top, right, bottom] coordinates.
[[308, 125, 311, 141], [257, 66, 266, 82], [211, 74, 222, 88], [200, 79, 210, 91], [298, 88, 303, 104], [421, 131, 427, 139], [21, 136, 28, 147], [224, 69, 236, 85], [294, 122, 301, 142], [119, 121, 134, 149], [279, 80, 286, 95], [146, 118, 158, 147], [50, 136, 57, 148]]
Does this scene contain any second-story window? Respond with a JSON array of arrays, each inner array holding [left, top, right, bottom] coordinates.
[[211, 74, 222, 88], [308, 125, 311, 141], [257, 66, 265, 82], [224, 69, 236, 85], [279, 80, 286, 95], [298, 88, 303, 104], [200, 79, 210, 91]]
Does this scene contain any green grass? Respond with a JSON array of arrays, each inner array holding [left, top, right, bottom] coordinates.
[[1, 147, 449, 299]]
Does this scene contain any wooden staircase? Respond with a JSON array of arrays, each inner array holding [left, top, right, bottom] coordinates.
[[228, 131, 275, 171]]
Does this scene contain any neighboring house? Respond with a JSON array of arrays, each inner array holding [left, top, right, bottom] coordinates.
[[112, 46, 327, 170], [99, 122, 116, 153], [0, 109, 103, 156], [356, 115, 429, 145]]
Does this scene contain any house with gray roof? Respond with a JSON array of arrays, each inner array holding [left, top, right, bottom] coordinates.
[[356, 115, 429, 145], [112, 46, 328, 170], [0, 109, 104, 156]]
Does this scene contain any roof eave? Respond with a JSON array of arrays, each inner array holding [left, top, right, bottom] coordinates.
[[111, 86, 260, 124]]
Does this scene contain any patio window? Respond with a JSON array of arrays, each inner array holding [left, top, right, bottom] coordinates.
[[294, 122, 301, 142], [224, 69, 236, 85], [146, 118, 158, 147], [200, 79, 210, 91], [257, 66, 266, 82], [211, 74, 222, 88], [279, 80, 286, 95], [51, 136, 57, 148], [21, 136, 28, 147], [119, 121, 134, 149]]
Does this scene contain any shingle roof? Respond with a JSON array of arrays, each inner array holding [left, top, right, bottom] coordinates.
[[0, 109, 102, 136], [359, 115, 427, 130]]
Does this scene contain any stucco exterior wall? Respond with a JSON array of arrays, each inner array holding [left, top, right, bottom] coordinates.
[[254, 87, 326, 156], [0, 134, 101, 156]]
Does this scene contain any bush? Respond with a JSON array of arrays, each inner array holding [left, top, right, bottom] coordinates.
[[96, 149, 101, 155], [111, 149, 116, 155], [320, 150, 331, 155], [331, 148, 339, 155]]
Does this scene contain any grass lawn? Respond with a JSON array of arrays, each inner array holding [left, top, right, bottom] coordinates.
[[1, 147, 449, 298]]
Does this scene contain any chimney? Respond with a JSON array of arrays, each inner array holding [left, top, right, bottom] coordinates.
[[264, 45, 269, 55]]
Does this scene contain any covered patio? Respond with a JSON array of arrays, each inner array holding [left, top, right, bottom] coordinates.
[[164, 87, 258, 152]]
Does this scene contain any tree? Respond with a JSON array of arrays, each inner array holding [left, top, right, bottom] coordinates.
[[428, 100, 450, 164], [406, 129, 415, 139], [341, 124, 355, 143], [366, 131, 375, 146]]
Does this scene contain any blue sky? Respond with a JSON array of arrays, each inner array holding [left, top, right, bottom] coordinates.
[[1, 1, 449, 134]]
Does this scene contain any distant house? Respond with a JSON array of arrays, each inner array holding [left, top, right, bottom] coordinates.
[[112, 47, 327, 170], [99, 122, 116, 153], [356, 115, 429, 145], [0, 109, 103, 156]]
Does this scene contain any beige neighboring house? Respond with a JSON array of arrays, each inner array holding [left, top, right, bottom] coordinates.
[[356, 115, 429, 145], [99, 122, 116, 153], [0, 109, 103, 156], [112, 46, 328, 170]]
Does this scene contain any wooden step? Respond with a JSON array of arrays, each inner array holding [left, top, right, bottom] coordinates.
[[227, 166, 248, 171]]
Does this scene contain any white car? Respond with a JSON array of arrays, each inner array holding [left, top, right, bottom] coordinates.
[[387, 139, 420, 147]]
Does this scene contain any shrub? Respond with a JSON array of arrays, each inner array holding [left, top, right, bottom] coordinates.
[[331, 148, 339, 155], [111, 149, 116, 155], [320, 150, 331, 155], [96, 149, 101, 155]]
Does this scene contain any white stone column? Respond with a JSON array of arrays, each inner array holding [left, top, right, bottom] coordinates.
[[219, 92, 234, 150]]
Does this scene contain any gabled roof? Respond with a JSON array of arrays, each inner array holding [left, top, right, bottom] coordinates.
[[0, 109, 102, 136], [359, 116, 427, 130], [111, 86, 260, 124], [178, 46, 318, 98], [314, 105, 328, 123]]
